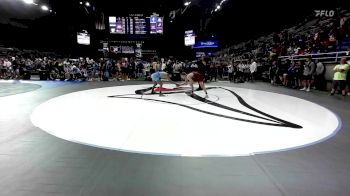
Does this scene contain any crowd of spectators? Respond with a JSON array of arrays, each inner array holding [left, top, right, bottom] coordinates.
[[217, 9, 350, 61], [0, 55, 148, 81], [0, 50, 260, 85], [212, 8, 350, 95], [0, 49, 349, 96], [0, 52, 213, 82]]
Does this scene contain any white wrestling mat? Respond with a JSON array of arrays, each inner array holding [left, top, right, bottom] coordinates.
[[31, 84, 341, 157]]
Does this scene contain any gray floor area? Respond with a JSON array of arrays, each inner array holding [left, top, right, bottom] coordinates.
[[0, 81, 350, 196], [0, 82, 41, 97]]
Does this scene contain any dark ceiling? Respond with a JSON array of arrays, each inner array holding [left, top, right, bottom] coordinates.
[[0, 0, 350, 57], [0, 0, 214, 23], [207, 0, 350, 47], [50, 0, 190, 16], [0, 0, 47, 24]]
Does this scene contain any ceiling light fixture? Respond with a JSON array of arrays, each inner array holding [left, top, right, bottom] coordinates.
[[22, 0, 34, 4], [41, 5, 49, 11]]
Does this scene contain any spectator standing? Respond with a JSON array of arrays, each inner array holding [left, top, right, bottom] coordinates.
[[197, 56, 207, 77], [121, 59, 128, 81], [243, 62, 251, 81], [151, 59, 158, 74], [136, 61, 144, 78], [293, 61, 304, 89], [275, 60, 284, 85], [218, 64, 224, 80], [3, 59, 12, 78], [161, 58, 166, 71], [129, 60, 136, 79], [144, 61, 151, 79], [250, 59, 258, 82], [287, 61, 297, 88], [3, 59, 12, 70], [210, 64, 218, 82], [314, 60, 326, 90], [269, 60, 277, 85], [331, 58, 349, 96], [228, 63, 234, 82], [300, 57, 315, 92]]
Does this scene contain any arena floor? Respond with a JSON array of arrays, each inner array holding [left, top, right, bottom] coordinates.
[[1, 80, 350, 196]]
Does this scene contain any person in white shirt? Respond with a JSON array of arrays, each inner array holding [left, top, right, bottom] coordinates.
[[2, 59, 11, 78], [3, 59, 12, 69], [161, 58, 166, 71], [250, 59, 258, 82], [144, 62, 150, 78]]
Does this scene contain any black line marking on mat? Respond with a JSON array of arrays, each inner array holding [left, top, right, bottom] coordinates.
[[108, 86, 302, 129]]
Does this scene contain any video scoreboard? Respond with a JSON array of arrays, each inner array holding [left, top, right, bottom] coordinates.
[[134, 17, 147, 34], [149, 15, 163, 34], [109, 14, 163, 35]]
